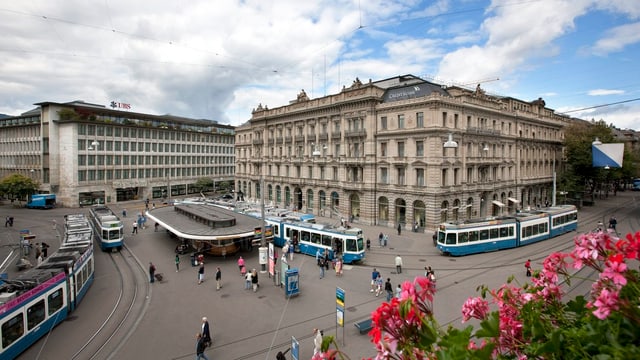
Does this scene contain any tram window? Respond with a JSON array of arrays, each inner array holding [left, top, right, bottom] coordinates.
[[445, 233, 456, 244], [322, 235, 332, 247], [499, 227, 509, 237], [525, 226, 532, 238], [27, 299, 46, 330], [543, 223, 548, 233], [310, 232, 320, 244], [532, 225, 538, 236], [346, 238, 357, 252], [301, 231, 310, 243], [458, 232, 468, 243], [285, 228, 291, 238], [479, 229, 489, 241], [489, 228, 498, 239], [469, 231, 478, 242], [48, 288, 64, 315], [357, 237, 364, 251], [2, 313, 24, 348]]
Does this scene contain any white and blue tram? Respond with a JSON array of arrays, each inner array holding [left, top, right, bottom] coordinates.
[[89, 205, 124, 251], [0, 213, 95, 360], [436, 205, 578, 256], [266, 217, 365, 264]]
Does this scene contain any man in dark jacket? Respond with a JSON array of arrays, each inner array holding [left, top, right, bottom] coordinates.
[[195, 333, 209, 360]]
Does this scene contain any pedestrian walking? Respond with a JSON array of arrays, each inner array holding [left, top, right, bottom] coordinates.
[[385, 278, 393, 302], [525, 259, 532, 277], [608, 216, 617, 231], [215, 267, 222, 290], [378, 232, 383, 246], [154, 222, 159, 232], [8, 216, 14, 227], [318, 256, 325, 279], [149, 262, 156, 283], [41, 242, 49, 258], [251, 269, 259, 292], [288, 241, 294, 261], [237, 256, 245, 274], [201, 317, 211, 346], [396, 284, 402, 299], [4, 216, 9, 227], [195, 333, 210, 360], [198, 263, 205, 284], [132, 221, 138, 234], [370, 268, 380, 292], [397, 223, 402, 235], [395, 254, 403, 274], [35, 243, 41, 260], [374, 275, 384, 297], [334, 256, 343, 276], [244, 270, 252, 289], [175, 254, 180, 272], [313, 328, 323, 356], [122, 209, 127, 217]]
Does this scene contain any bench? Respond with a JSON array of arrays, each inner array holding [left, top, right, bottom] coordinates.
[[354, 319, 373, 334]]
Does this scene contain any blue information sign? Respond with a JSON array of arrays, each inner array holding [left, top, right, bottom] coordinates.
[[291, 336, 299, 360], [285, 268, 300, 298]]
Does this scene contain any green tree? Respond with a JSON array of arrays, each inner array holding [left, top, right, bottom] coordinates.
[[562, 121, 632, 198], [0, 173, 39, 204]]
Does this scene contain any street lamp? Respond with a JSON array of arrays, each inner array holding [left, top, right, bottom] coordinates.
[[443, 133, 458, 148]]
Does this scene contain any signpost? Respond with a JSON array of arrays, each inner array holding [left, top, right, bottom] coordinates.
[[336, 287, 345, 345]]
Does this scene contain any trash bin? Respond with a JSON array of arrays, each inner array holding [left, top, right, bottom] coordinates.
[[190, 254, 197, 267]]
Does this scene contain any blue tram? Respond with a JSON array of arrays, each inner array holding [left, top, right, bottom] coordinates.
[[0, 213, 95, 360], [436, 205, 577, 256], [88, 205, 124, 251], [266, 218, 365, 264]]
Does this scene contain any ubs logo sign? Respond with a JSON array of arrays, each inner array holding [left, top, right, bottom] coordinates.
[[110, 101, 131, 110]]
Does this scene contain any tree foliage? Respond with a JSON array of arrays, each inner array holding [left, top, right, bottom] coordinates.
[[561, 121, 636, 196], [0, 173, 39, 202]]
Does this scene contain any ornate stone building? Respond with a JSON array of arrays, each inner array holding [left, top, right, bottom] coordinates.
[[235, 75, 570, 230]]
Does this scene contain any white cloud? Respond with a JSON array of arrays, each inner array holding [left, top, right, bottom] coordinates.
[[0, 0, 639, 132], [591, 22, 640, 55], [588, 89, 626, 96]]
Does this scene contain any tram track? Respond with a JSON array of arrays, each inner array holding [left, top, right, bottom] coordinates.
[[71, 245, 149, 360]]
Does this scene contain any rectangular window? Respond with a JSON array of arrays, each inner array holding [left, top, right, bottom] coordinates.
[[380, 142, 387, 157], [398, 114, 405, 129], [416, 141, 424, 157], [397, 142, 405, 157], [416, 112, 424, 128], [381, 167, 388, 184], [380, 116, 387, 130], [397, 167, 405, 185], [416, 168, 424, 186]]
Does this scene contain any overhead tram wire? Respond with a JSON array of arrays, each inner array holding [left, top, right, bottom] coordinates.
[[559, 97, 640, 114]]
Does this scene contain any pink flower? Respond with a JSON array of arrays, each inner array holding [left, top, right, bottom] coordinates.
[[601, 253, 627, 286], [462, 297, 490, 322], [591, 288, 620, 320]]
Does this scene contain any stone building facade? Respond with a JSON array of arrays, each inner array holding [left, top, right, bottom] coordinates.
[[234, 75, 571, 231]]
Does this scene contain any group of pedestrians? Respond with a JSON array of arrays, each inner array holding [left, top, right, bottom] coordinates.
[[238, 256, 260, 291]]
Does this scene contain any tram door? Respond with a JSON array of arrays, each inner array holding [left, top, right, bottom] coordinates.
[[333, 237, 343, 255]]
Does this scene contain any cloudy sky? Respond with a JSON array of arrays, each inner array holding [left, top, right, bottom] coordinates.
[[1, 0, 639, 130]]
